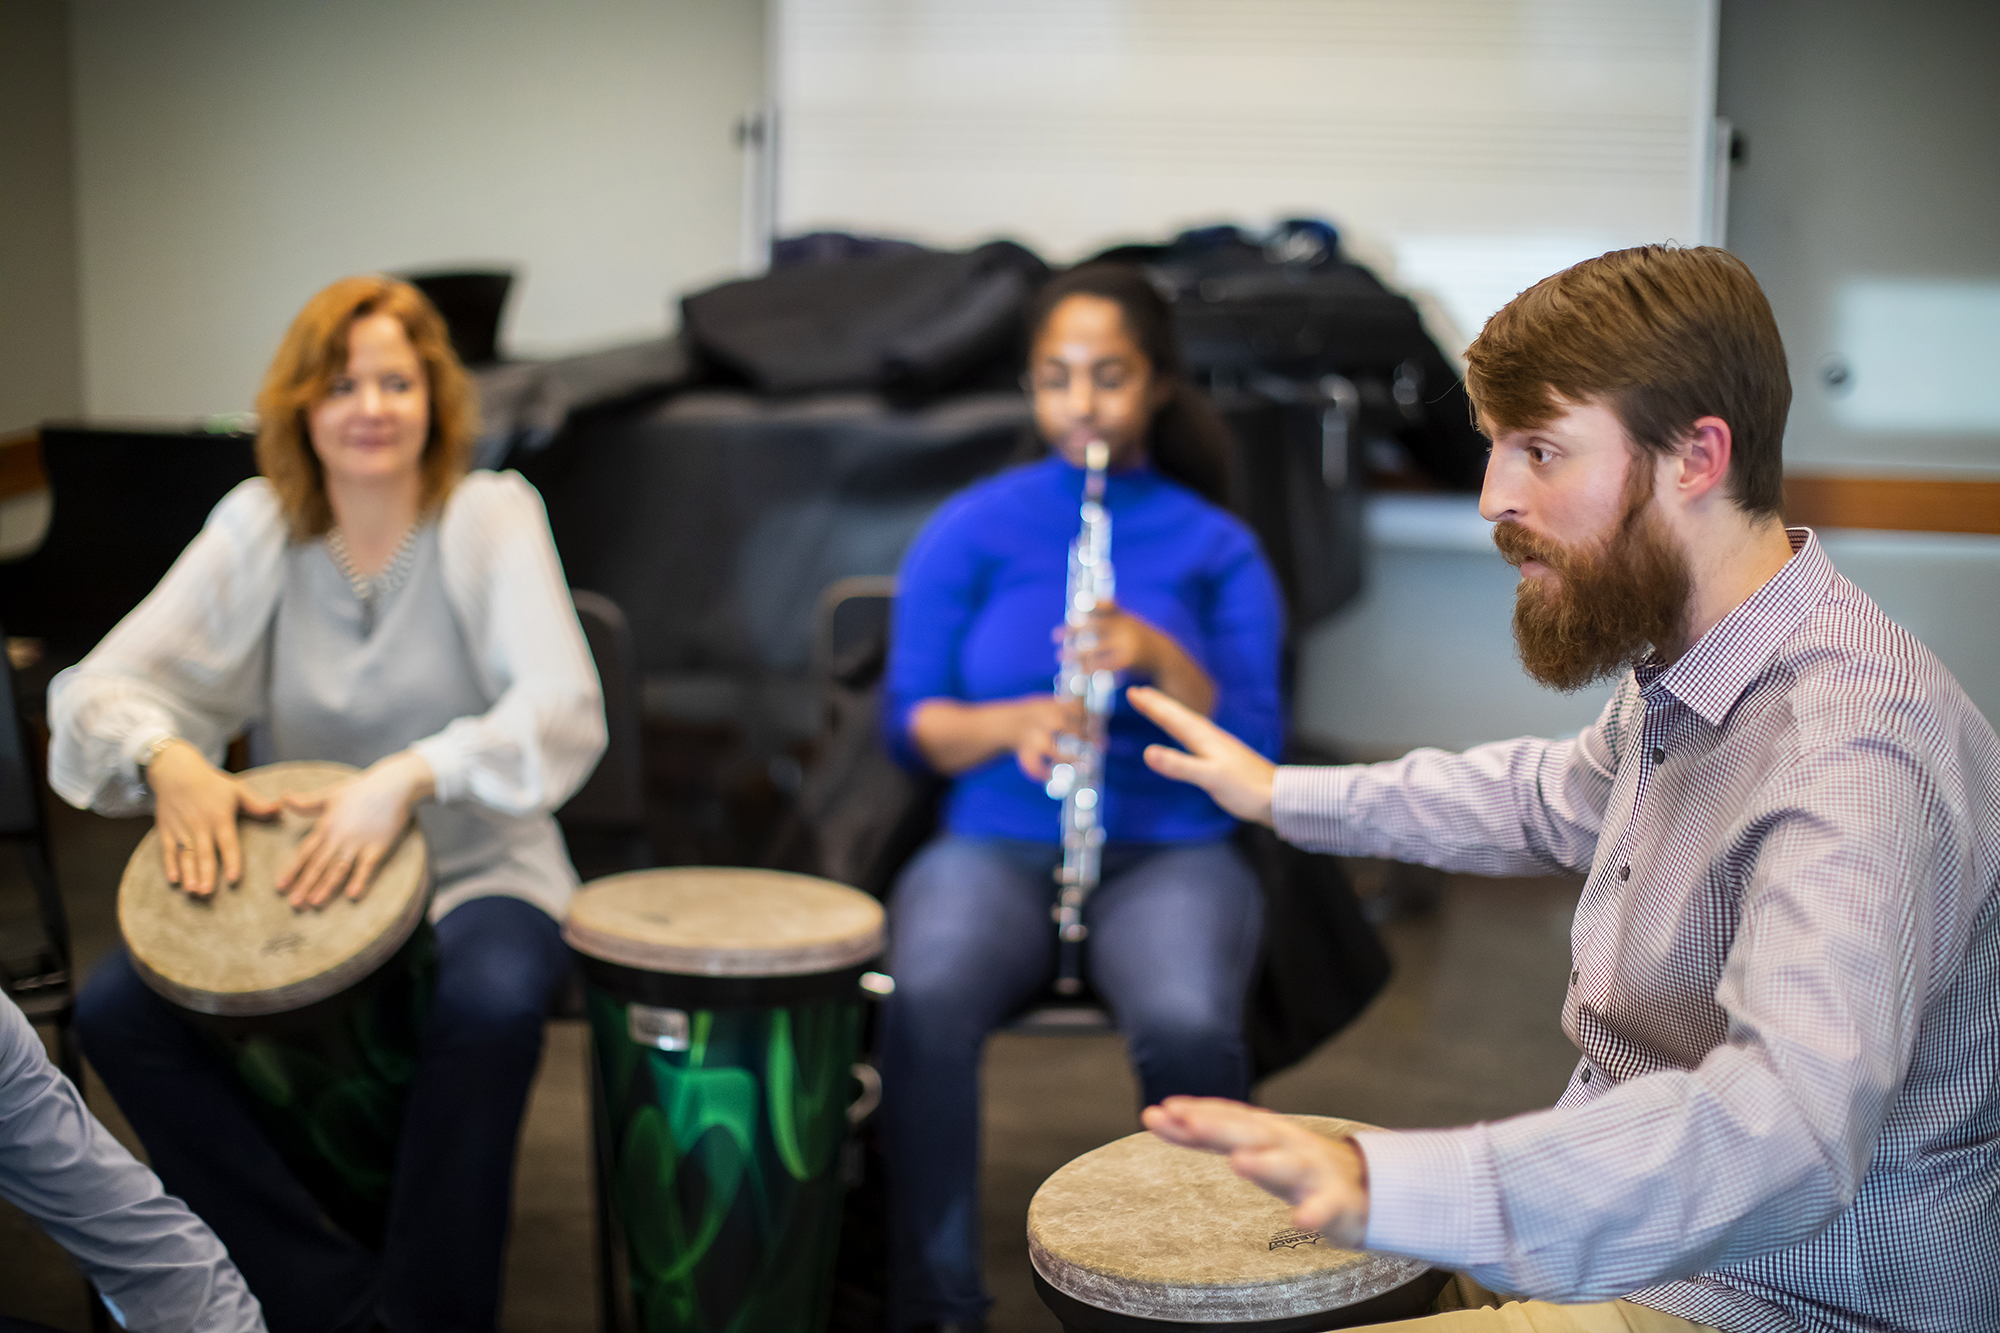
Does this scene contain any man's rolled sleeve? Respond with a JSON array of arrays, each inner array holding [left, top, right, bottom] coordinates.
[[1352, 1126, 1506, 1269]]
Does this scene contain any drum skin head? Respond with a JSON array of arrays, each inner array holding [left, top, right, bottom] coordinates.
[[1028, 1116, 1433, 1323], [564, 867, 885, 977], [119, 761, 430, 1017]]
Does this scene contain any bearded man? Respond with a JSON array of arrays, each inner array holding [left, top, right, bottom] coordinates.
[[1125, 244, 1999, 1333]]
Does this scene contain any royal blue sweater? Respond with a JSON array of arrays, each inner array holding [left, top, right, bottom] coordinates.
[[885, 455, 1285, 844]]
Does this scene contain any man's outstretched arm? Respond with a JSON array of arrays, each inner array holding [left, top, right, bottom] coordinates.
[[1130, 684, 1616, 877]]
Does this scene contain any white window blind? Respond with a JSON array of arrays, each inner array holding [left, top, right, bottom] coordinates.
[[773, 0, 1720, 351]]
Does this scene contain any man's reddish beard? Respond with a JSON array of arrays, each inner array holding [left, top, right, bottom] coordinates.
[[1491, 457, 1693, 692]]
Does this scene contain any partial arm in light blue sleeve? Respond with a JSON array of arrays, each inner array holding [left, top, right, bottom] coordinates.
[[0, 995, 264, 1333]]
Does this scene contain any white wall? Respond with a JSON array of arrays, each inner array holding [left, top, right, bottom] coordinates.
[[69, 0, 766, 419], [775, 0, 1720, 355], [0, 0, 83, 435], [1718, 0, 2000, 475]]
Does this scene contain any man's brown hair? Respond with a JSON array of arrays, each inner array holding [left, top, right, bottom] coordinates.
[[1464, 244, 1789, 517], [254, 275, 476, 540]]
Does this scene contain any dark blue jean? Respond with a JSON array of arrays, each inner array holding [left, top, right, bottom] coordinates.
[[879, 835, 1263, 1330], [75, 894, 572, 1333]]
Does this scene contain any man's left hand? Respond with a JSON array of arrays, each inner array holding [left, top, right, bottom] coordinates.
[[1142, 1096, 1370, 1246]]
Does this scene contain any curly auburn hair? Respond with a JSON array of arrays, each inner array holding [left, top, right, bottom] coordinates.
[[254, 275, 477, 540]]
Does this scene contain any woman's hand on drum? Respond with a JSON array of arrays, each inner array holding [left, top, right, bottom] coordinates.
[[275, 752, 435, 910], [1056, 604, 1216, 716], [1127, 685, 1275, 825], [145, 741, 283, 897], [1143, 1097, 1370, 1247]]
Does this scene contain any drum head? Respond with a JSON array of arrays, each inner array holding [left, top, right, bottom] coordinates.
[[118, 761, 430, 1018], [1028, 1117, 1433, 1324], [563, 867, 885, 978]]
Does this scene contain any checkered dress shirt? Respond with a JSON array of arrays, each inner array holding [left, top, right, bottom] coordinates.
[[1272, 531, 2000, 1333]]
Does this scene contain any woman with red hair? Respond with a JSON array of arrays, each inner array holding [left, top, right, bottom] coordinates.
[[54, 276, 605, 1333]]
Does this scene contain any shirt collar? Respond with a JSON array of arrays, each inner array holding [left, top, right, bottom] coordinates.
[[1635, 528, 1832, 728]]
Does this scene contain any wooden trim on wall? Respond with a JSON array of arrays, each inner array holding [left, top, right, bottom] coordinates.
[[1782, 471, 2000, 536], [0, 431, 46, 502]]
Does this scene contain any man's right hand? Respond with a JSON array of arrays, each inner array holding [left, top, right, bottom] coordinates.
[[1128, 685, 1276, 826], [144, 741, 281, 896]]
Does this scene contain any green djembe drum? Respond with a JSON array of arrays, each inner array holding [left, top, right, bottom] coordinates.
[[565, 868, 885, 1333], [118, 761, 433, 1249]]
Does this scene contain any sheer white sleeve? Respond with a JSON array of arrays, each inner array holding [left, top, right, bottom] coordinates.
[[46, 481, 287, 816], [412, 471, 606, 816]]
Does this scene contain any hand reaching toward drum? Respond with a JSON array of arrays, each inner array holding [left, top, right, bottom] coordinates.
[[275, 752, 435, 910], [1127, 685, 1276, 825], [1142, 1097, 1370, 1247], [144, 741, 282, 896]]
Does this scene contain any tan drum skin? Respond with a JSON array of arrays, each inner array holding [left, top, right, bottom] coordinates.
[[1028, 1116, 1434, 1324], [118, 761, 430, 1018], [563, 866, 885, 976]]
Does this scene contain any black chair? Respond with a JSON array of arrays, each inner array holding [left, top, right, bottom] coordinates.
[[808, 579, 1115, 1037], [403, 271, 514, 367], [0, 424, 258, 663], [0, 627, 78, 1080], [558, 591, 650, 882], [0, 622, 110, 1333]]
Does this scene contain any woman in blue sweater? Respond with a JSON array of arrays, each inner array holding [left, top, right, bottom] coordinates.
[[880, 264, 1285, 1332]]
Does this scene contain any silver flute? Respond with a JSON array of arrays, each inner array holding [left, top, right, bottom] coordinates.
[[1045, 440, 1115, 995]]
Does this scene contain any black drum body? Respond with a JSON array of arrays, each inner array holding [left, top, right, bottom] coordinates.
[[190, 920, 436, 1249]]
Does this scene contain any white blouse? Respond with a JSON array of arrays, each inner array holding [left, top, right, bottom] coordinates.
[[47, 470, 607, 921]]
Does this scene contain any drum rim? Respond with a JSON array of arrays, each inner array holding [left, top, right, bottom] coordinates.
[[1027, 1118, 1435, 1323], [563, 866, 887, 977], [120, 761, 431, 1018]]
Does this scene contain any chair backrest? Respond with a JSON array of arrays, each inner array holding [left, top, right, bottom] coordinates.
[[562, 590, 645, 830], [812, 575, 896, 680], [0, 615, 72, 989], [0, 425, 258, 658], [0, 632, 38, 841]]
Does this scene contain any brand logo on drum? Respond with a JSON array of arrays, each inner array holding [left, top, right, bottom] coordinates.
[[1269, 1228, 1322, 1251], [261, 932, 306, 956]]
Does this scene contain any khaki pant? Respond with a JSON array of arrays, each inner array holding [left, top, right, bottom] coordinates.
[[1352, 1274, 1721, 1332]]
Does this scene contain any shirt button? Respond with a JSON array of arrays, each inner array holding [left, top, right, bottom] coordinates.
[[1650, 747, 1665, 765], [1571, 969, 1579, 986], [1581, 1067, 1593, 1083], [1619, 864, 1631, 881]]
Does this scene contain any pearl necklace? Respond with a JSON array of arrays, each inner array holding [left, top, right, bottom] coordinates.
[[324, 523, 422, 637]]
